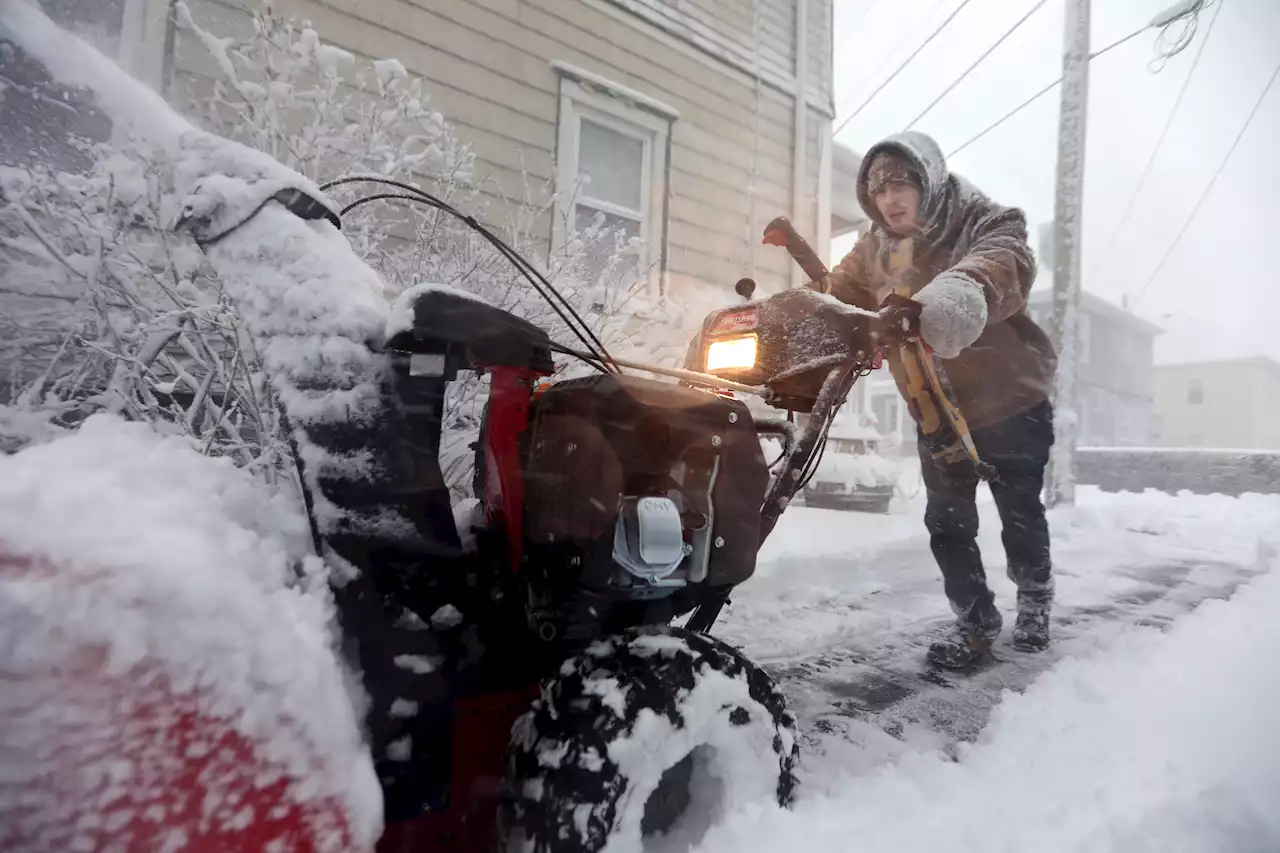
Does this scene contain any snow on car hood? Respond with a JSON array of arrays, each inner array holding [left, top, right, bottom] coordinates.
[[0, 415, 382, 848], [811, 451, 898, 489]]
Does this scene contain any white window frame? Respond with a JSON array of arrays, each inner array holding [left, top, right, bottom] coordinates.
[[552, 73, 672, 297]]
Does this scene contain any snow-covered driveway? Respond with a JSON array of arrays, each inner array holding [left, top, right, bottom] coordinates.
[[709, 486, 1280, 797]]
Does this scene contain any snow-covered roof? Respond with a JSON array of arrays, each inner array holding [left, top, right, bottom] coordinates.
[[1027, 287, 1163, 337], [1152, 314, 1275, 367], [1152, 354, 1280, 375]]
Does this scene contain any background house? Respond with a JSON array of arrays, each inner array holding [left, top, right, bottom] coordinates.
[[3, 0, 850, 305], [1024, 288, 1161, 446], [1026, 222, 1161, 447], [154, 0, 838, 311], [1152, 357, 1280, 449], [3, 0, 848, 402]]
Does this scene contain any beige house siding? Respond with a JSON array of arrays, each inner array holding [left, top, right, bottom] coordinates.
[[807, 0, 832, 105], [173, 0, 832, 307], [613, 0, 796, 83]]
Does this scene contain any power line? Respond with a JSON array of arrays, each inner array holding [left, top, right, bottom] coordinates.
[[1132, 60, 1280, 306], [944, 22, 1178, 160], [833, 0, 948, 131], [834, 0, 882, 49], [946, 78, 1058, 159], [1088, 0, 1224, 286], [833, 0, 979, 137], [907, 0, 1052, 131]]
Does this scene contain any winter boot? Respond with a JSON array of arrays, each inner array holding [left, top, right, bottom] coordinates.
[[1012, 577, 1053, 653], [1012, 609, 1050, 652], [927, 622, 997, 670]]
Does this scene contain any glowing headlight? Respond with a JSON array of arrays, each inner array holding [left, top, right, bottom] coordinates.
[[706, 334, 758, 372]]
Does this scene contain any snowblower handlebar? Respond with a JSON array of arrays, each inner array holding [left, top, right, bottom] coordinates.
[[762, 216, 829, 283]]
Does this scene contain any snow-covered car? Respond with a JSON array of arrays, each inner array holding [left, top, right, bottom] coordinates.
[[803, 424, 898, 513]]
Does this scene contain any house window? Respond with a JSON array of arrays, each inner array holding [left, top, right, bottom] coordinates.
[[574, 117, 646, 283], [1188, 378, 1203, 405], [553, 66, 674, 296]]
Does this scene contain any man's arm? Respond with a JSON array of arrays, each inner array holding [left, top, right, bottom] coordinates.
[[810, 231, 878, 312], [913, 205, 1036, 358]]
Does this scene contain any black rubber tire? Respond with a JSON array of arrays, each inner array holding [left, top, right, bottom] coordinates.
[[498, 625, 799, 853]]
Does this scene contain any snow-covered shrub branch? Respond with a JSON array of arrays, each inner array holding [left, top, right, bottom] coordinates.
[[0, 139, 298, 483]]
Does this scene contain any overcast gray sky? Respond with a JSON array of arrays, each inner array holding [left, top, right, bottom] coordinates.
[[830, 0, 1280, 364]]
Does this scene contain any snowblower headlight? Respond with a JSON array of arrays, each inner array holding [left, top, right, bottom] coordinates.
[[706, 335, 758, 372]]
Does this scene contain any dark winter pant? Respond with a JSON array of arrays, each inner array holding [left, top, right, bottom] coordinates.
[[917, 401, 1055, 637]]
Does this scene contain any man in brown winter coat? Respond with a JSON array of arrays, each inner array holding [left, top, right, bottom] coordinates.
[[819, 130, 1059, 668]]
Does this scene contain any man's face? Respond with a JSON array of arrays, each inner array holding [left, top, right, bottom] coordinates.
[[873, 180, 922, 235]]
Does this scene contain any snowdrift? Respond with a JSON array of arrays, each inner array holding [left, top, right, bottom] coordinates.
[[694, 537, 1280, 852], [0, 415, 382, 852]]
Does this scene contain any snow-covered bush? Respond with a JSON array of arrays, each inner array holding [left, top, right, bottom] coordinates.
[[0, 1, 686, 498], [0, 137, 302, 480]]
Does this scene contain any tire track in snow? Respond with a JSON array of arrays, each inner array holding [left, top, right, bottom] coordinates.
[[767, 556, 1263, 778]]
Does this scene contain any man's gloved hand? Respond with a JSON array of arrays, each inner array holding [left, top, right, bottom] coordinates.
[[876, 293, 923, 347]]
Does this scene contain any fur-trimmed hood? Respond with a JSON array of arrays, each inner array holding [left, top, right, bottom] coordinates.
[[856, 131, 951, 232]]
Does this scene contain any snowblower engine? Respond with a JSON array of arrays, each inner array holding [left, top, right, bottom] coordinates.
[[384, 287, 772, 647], [520, 373, 769, 635]]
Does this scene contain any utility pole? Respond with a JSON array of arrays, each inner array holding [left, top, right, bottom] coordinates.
[[1044, 0, 1090, 508]]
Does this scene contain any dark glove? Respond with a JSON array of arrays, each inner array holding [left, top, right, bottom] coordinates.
[[876, 293, 923, 346]]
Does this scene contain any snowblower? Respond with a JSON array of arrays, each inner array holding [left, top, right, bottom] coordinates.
[[323, 181, 893, 852], [0, 177, 928, 853], [0, 4, 1010, 850]]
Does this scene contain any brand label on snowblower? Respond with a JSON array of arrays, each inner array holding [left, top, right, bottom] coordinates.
[[710, 308, 758, 335]]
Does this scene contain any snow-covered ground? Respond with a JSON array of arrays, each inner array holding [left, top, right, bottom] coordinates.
[[700, 484, 1280, 852], [5, 415, 1275, 853]]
